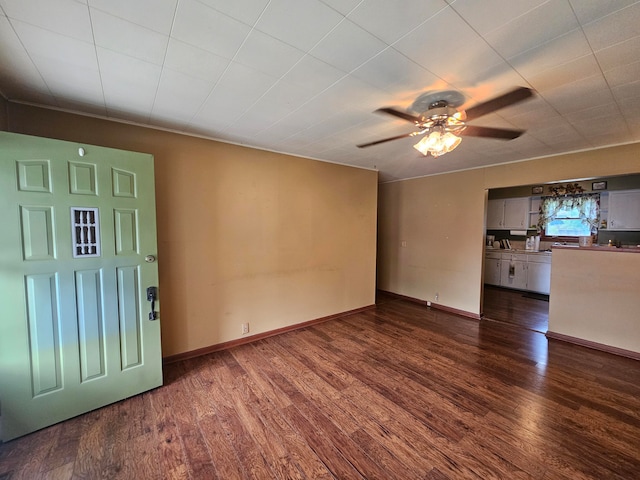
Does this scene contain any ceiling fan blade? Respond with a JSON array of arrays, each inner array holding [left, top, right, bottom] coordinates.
[[375, 107, 424, 124], [464, 87, 533, 121], [461, 125, 525, 140], [357, 132, 418, 148]]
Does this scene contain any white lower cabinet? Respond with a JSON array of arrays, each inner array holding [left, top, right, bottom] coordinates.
[[484, 252, 502, 286], [484, 251, 551, 294], [500, 254, 528, 290], [527, 255, 551, 294]]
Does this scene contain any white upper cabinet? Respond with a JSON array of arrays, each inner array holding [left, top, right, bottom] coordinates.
[[487, 199, 505, 229], [487, 197, 530, 229], [608, 190, 640, 230]]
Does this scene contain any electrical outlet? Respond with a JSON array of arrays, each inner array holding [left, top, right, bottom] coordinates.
[[242, 323, 249, 335], [427, 301, 431, 307], [435, 292, 439, 301]]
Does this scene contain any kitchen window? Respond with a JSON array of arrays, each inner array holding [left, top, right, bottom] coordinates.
[[538, 194, 599, 238]]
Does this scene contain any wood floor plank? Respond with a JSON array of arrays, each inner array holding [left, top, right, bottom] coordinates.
[[2, 294, 640, 479], [168, 363, 220, 479], [239, 363, 335, 479], [147, 378, 190, 480]]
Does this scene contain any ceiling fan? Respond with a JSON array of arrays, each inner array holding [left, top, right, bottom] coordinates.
[[357, 87, 534, 157]]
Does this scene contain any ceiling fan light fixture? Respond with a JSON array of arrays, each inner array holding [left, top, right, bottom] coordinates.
[[413, 129, 462, 157]]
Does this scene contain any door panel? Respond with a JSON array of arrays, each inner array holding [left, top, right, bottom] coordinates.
[[25, 273, 63, 395], [75, 269, 106, 381], [0, 131, 162, 441]]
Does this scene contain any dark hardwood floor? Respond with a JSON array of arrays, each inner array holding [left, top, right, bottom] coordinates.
[[2, 295, 640, 479], [483, 285, 549, 332]]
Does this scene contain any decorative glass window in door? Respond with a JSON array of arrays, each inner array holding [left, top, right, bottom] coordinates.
[[71, 207, 101, 257]]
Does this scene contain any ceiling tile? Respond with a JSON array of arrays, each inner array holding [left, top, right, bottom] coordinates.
[[0, 0, 93, 42], [450, 0, 549, 36], [1, 0, 639, 181], [563, 102, 621, 124], [152, 68, 214, 121], [88, 0, 178, 34], [280, 55, 346, 94], [225, 79, 313, 134], [190, 61, 279, 128], [172, 0, 251, 59], [56, 98, 107, 117], [319, 0, 361, 16], [97, 47, 161, 115], [603, 60, 640, 88], [163, 38, 230, 83], [91, 10, 169, 65], [509, 29, 592, 79], [0, 15, 54, 102], [188, 102, 236, 136], [195, 0, 270, 26], [484, 0, 580, 59], [11, 19, 98, 69], [437, 41, 508, 88], [301, 75, 389, 118], [234, 29, 305, 78], [581, 2, 640, 50], [350, 47, 440, 95], [31, 54, 103, 105], [594, 35, 640, 71], [612, 80, 640, 102], [570, 115, 629, 137], [569, 0, 640, 25], [393, 7, 482, 74], [347, 0, 448, 45], [309, 19, 387, 73], [540, 74, 615, 115], [254, 0, 343, 51], [525, 54, 601, 93], [216, 61, 278, 95]]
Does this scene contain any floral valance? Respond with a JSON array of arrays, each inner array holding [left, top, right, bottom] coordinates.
[[537, 193, 600, 233]]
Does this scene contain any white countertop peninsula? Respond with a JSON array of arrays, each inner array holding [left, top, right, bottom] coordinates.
[[548, 245, 640, 359]]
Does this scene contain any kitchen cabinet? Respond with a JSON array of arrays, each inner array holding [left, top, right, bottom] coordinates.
[[484, 251, 552, 294], [487, 200, 505, 229], [500, 253, 528, 290], [527, 255, 551, 294], [487, 197, 530, 229], [608, 190, 640, 230], [484, 252, 502, 286]]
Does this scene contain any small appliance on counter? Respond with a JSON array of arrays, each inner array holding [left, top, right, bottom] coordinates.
[[579, 236, 593, 247], [525, 235, 541, 251], [486, 235, 495, 248]]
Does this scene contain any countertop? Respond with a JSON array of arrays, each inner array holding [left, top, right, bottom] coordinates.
[[485, 248, 551, 255], [552, 244, 640, 254]]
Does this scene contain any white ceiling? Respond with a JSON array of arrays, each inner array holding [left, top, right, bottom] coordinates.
[[1, 0, 639, 182]]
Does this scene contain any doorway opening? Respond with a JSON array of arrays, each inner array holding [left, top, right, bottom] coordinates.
[[482, 285, 548, 333]]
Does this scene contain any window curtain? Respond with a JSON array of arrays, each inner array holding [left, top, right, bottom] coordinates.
[[537, 193, 600, 233]]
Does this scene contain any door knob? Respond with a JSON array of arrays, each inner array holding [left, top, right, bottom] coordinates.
[[145, 255, 156, 263]]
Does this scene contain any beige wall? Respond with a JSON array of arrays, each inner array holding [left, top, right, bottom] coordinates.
[[548, 248, 640, 354], [378, 143, 640, 315], [7, 103, 378, 357]]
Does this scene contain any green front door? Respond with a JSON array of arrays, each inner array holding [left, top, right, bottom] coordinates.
[[0, 132, 162, 441]]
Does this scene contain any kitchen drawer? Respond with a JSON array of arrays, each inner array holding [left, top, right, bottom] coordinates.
[[501, 253, 529, 262], [528, 254, 551, 264], [485, 251, 502, 260]]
